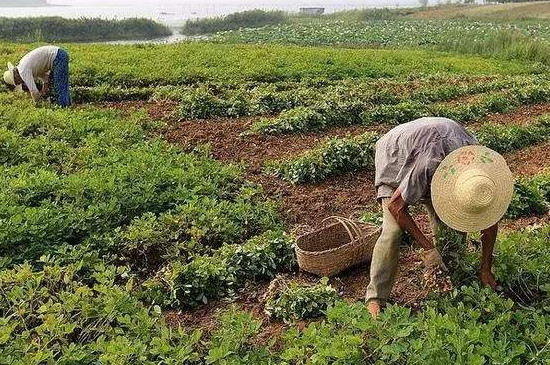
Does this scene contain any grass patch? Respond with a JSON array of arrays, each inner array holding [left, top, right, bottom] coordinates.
[[182, 10, 287, 35], [0, 17, 171, 42]]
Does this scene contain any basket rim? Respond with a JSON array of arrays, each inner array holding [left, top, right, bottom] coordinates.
[[296, 223, 380, 256]]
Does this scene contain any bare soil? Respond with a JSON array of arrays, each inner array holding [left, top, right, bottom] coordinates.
[[505, 140, 550, 177], [482, 102, 550, 126], [164, 118, 385, 170], [95, 99, 550, 333]]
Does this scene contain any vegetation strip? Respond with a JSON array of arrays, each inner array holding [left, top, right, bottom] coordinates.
[[4, 225, 550, 362], [251, 82, 550, 135], [175, 75, 519, 120], [214, 17, 550, 65], [0, 42, 531, 89], [267, 115, 550, 184], [0, 17, 171, 42]]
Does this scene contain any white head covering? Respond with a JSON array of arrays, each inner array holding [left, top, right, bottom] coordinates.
[[3, 62, 16, 86], [3, 63, 23, 92]]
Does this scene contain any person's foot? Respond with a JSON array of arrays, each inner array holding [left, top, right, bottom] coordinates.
[[367, 300, 381, 319]]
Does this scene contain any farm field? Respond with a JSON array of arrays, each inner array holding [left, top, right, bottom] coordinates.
[[410, 1, 550, 20], [2, 22, 550, 363]]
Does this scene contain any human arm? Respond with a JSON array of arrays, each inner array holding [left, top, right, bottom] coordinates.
[[480, 223, 499, 289], [388, 189, 447, 271], [40, 77, 50, 97], [18, 67, 40, 103], [388, 189, 434, 251]]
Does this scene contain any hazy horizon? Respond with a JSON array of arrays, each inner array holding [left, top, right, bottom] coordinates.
[[46, 0, 419, 6], [1, 0, 426, 26]]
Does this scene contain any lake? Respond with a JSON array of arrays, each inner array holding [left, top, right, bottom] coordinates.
[[0, 0, 412, 27]]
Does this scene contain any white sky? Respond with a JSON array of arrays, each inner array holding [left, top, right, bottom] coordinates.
[[48, 0, 413, 6]]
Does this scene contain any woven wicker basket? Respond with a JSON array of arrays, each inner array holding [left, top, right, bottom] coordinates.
[[296, 216, 380, 277]]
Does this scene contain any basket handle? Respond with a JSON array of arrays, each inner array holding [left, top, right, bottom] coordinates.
[[321, 216, 364, 241]]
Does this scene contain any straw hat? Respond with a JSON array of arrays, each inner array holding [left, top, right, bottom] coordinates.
[[3, 63, 23, 93], [431, 145, 514, 233], [3, 62, 16, 86]]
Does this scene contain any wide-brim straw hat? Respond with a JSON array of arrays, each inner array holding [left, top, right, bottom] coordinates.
[[3, 62, 15, 86], [431, 145, 514, 233]]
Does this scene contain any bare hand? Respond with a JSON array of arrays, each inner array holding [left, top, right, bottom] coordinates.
[[422, 248, 448, 272]]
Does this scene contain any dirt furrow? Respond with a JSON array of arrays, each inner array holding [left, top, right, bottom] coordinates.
[[479, 102, 550, 127], [504, 139, 550, 177], [165, 119, 385, 170]]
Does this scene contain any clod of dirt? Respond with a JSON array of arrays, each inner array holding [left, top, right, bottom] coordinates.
[[423, 267, 454, 293]]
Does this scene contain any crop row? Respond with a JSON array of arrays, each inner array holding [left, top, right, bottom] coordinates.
[[507, 170, 550, 219], [269, 115, 550, 184], [68, 74, 510, 109], [0, 42, 533, 90], [3, 222, 550, 363], [141, 230, 296, 309], [0, 93, 281, 266], [175, 75, 523, 120], [251, 83, 550, 135], [266, 132, 379, 184]]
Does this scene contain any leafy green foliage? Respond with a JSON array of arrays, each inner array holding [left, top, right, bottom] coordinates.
[[206, 306, 274, 364], [141, 231, 296, 309], [0, 41, 529, 90], [0, 262, 202, 364], [281, 285, 550, 364], [476, 116, 550, 153], [264, 278, 339, 322], [72, 85, 154, 103], [267, 116, 550, 186], [450, 225, 550, 310], [182, 10, 287, 35], [215, 17, 550, 65], [252, 83, 550, 135], [0, 17, 171, 42], [0, 94, 283, 266], [175, 75, 523, 120], [94, 191, 281, 275], [267, 132, 378, 183]]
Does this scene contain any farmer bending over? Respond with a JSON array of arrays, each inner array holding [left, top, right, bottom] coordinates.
[[366, 117, 514, 318], [3, 45, 71, 107]]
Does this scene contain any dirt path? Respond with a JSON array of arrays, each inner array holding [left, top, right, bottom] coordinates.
[[481, 102, 550, 126], [164, 118, 384, 170], [504, 140, 550, 177]]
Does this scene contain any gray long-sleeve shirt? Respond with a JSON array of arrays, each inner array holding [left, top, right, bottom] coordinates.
[[375, 117, 478, 204]]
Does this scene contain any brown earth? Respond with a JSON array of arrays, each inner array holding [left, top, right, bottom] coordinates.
[[482, 102, 550, 126], [164, 118, 382, 170], [96, 98, 550, 333], [505, 140, 550, 177]]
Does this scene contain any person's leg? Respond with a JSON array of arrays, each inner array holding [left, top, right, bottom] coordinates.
[[52, 49, 71, 108], [366, 198, 403, 313]]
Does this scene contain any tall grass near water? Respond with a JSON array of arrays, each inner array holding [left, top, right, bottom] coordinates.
[[182, 10, 288, 35], [436, 29, 550, 65]]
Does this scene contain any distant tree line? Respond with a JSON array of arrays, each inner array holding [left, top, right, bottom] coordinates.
[[0, 17, 171, 42], [182, 10, 287, 35]]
